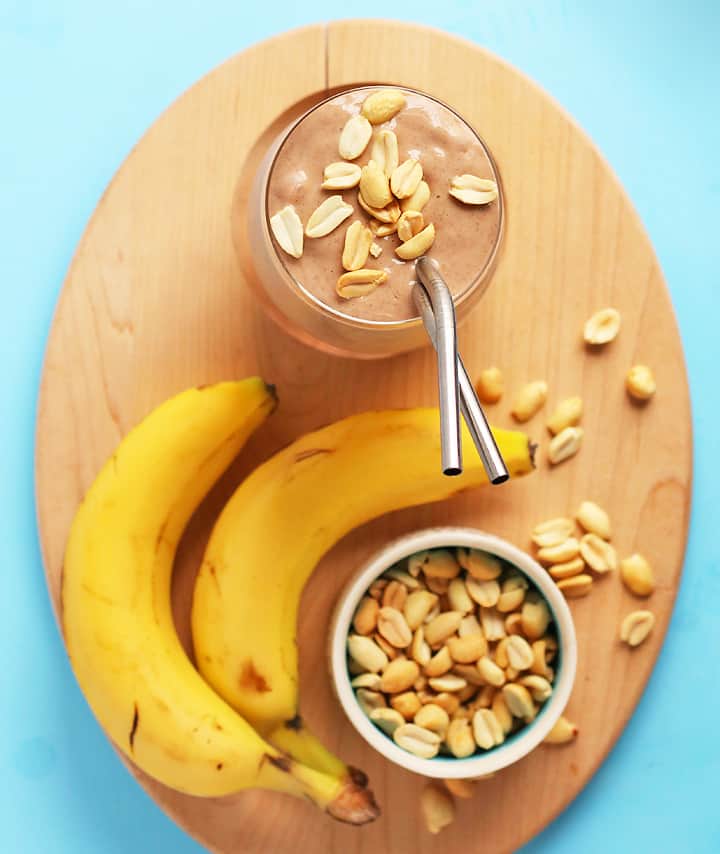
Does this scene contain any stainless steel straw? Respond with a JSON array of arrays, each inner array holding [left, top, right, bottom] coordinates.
[[414, 257, 509, 485]]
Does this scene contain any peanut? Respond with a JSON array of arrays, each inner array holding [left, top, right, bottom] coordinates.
[[393, 723, 441, 758], [370, 129, 399, 177], [548, 557, 585, 581], [356, 688, 386, 716], [511, 381, 548, 422], [380, 658, 420, 694], [475, 366, 504, 404], [391, 158, 423, 199], [447, 634, 487, 663], [531, 517, 575, 549], [457, 548, 502, 580], [353, 596, 379, 635], [390, 691, 422, 720], [502, 683, 536, 722], [557, 574, 593, 598], [428, 674, 467, 693], [397, 210, 425, 242], [361, 89, 406, 124], [536, 538, 580, 565], [626, 365, 656, 401], [472, 709, 505, 749], [395, 223, 436, 260], [547, 426, 584, 465], [543, 715, 578, 744], [491, 692, 513, 733], [351, 672, 381, 690], [341, 221, 373, 271], [458, 614, 483, 637], [269, 205, 304, 258], [576, 500, 612, 540], [321, 161, 362, 190], [446, 718, 475, 758], [382, 580, 408, 611], [377, 606, 413, 648], [421, 783, 455, 833], [466, 576, 500, 608], [546, 396, 583, 435], [424, 611, 464, 646], [479, 607, 507, 641], [400, 179, 430, 212], [305, 195, 353, 238], [423, 549, 461, 579], [424, 645, 453, 677], [338, 114, 372, 160], [477, 656, 506, 687], [584, 307, 621, 345], [443, 778, 475, 799], [579, 533, 617, 574], [519, 674, 553, 702], [347, 634, 388, 672], [336, 268, 388, 299], [449, 174, 499, 205], [505, 635, 534, 671], [404, 590, 439, 630], [620, 610, 655, 647], [414, 703, 450, 736], [620, 553, 655, 597], [521, 596, 551, 640], [369, 706, 405, 736], [360, 159, 392, 209]]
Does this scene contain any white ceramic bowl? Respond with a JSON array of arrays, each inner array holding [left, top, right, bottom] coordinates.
[[329, 527, 577, 779]]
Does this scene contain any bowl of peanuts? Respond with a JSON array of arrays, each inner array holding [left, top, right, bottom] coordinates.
[[329, 527, 577, 778]]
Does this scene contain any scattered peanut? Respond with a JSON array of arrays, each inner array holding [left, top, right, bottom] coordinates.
[[543, 715, 578, 744], [400, 179, 431, 212], [391, 158, 424, 199], [472, 709, 505, 749], [443, 778, 475, 799], [532, 517, 575, 549], [360, 159, 392, 209], [579, 533, 617, 574], [576, 501, 612, 540], [421, 782, 455, 834], [424, 645, 453, 677], [626, 365, 656, 401], [511, 381, 548, 423], [547, 426, 584, 465], [557, 574, 593, 598], [620, 610, 655, 647], [584, 307, 621, 345], [620, 554, 655, 596], [502, 684, 536, 722], [546, 396, 583, 435], [548, 557, 585, 581], [475, 367, 504, 404]]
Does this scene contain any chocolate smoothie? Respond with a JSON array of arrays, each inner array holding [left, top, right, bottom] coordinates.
[[267, 88, 502, 323]]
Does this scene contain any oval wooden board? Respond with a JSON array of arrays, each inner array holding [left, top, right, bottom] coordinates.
[[35, 20, 691, 854]]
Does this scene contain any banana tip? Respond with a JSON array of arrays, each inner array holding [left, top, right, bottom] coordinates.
[[327, 775, 380, 825]]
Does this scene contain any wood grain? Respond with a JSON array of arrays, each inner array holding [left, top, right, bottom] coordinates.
[[35, 20, 691, 854]]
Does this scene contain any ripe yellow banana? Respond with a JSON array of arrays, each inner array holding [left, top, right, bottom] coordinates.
[[62, 379, 378, 823], [192, 409, 535, 746]]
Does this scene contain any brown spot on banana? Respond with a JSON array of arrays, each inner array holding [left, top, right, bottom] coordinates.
[[239, 661, 271, 693], [265, 753, 292, 773], [128, 703, 139, 752], [294, 448, 334, 463], [285, 714, 303, 731]]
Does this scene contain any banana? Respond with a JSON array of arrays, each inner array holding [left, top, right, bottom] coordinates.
[[192, 409, 535, 739], [62, 379, 378, 823]]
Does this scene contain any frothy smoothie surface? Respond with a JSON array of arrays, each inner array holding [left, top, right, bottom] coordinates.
[[267, 88, 502, 323]]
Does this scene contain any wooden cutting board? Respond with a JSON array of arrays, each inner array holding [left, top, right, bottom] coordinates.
[[35, 20, 691, 854]]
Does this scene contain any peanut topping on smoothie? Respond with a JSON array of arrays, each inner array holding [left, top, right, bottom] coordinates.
[[268, 88, 501, 322]]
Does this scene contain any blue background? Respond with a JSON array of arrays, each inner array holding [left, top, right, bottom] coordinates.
[[2, 2, 718, 851]]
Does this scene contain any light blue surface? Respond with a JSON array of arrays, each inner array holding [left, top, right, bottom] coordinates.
[[2, 2, 718, 852]]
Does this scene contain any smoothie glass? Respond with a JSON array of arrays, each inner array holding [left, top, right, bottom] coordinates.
[[246, 86, 504, 359]]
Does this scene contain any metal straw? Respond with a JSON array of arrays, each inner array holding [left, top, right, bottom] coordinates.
[[414, 257, 510, 485], [413, 257, 462, 475]]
